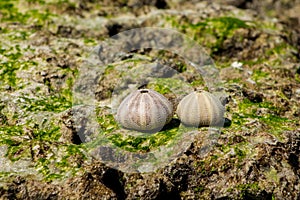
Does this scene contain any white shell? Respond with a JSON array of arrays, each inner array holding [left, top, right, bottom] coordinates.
[[176, 90, 225, 127], [116, 89, 173, 131]]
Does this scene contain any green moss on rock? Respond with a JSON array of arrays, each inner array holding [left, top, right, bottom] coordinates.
[[166, 16, 251, 54]]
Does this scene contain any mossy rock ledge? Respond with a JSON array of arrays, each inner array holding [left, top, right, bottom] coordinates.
[[0, 0, 299, 199]]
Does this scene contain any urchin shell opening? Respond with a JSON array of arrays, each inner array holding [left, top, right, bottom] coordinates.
[[139, 89, 149, 93]]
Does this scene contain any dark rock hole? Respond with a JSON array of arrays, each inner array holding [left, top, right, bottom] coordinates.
[[102, 168, 126, 200]]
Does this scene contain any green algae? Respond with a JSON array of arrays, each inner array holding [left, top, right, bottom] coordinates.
[[234, 146, 247, 162], [237, 183, 260, 198], [20, 95, 72, 113], [265, 166, 279, 184], [295, 73, 300, 83], [226, 182, 260, 197], [148, 78, 189, 95], [166, 16, 250, 54], [92, 106, 190, 153], [0, 63, 82, 181], [107, 125, 186, 153], [0, 123, 60, 161], [0, 45, 37, 90], [193, 154, 220, 175], [251, 69, 269, 82], [0, 1, 54, 25], [0, 120, 86, 181], [166, 13, 296, 70], [96, 107, 119, 133], [228, 98, 295, 141], [83, 38, 98, 46]]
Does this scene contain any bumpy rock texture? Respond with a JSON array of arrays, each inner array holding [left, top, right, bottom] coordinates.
[[0, 0, 299, 199]]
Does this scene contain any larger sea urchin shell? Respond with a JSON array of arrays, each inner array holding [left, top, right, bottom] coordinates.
[[176, 90, 225, 127], [116, 89, 173, 131]]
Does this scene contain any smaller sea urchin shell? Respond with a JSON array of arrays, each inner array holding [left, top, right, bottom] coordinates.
[[176, 90, 225, 127], [116, 89, 173, 132]]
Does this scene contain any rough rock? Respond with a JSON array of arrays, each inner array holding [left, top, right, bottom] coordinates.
[[0, 0, 299, 199]]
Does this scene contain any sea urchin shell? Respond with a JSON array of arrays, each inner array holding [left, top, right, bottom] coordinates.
[[116, 89, 173, 132], [176, 90, 225, 127]]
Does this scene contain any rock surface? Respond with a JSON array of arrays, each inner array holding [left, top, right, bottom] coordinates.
[[0, 0, 299, 199]]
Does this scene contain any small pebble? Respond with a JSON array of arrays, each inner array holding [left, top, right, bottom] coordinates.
[[231, 61, 243, 70], [246, 78, 256, 85]]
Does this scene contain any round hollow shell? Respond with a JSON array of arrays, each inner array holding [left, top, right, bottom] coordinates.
[[116, 89, 173, 132], [176, 90, 225, 127]]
